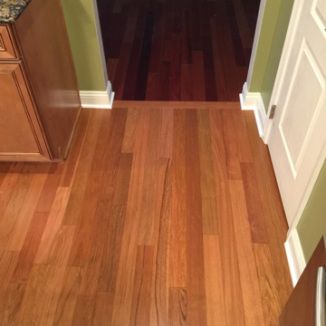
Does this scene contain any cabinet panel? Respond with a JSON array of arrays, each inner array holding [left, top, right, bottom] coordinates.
[[0, 26, 18, 60], [0, 0, 80, 162], [14, 0, 81, 159], [0, 63, 49, 159], [279, 236, 326, 325]]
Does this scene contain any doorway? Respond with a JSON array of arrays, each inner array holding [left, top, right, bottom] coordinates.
[[97, 0, 260, 101]]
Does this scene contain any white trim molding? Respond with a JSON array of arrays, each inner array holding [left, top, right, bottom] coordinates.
[[284, 228, 306, 286], [79, 81, 115, 109], [239, 82, 272, 144]]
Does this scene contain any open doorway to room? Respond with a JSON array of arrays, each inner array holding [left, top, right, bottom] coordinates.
[[97, 0, 260, 101]]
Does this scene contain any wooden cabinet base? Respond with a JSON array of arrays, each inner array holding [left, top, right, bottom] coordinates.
[[0, 62, 50, 160], [279, 236, 326, 325], [0, 0, 81, 162]]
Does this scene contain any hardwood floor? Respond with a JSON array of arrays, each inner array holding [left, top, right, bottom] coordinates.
[[0, 103, 292, 325], [98, 0, 260, 101]]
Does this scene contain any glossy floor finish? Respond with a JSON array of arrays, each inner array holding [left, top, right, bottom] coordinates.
[[98, 0, 260, 101], [0, 104, 292, 325]]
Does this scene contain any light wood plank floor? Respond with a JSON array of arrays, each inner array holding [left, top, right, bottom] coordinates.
[[0, 103, 292, 325]]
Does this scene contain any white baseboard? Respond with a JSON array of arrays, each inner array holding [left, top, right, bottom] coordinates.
[[79, 81, 115, 109], [239, 82, 272, 144], [284, 228, 306, 286]]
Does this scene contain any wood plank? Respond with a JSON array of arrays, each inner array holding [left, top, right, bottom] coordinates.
[[169, 110, 187, 288], [35, 187, 71, 264], [169, 288, 187, 326], [92, 292, 112, 326], [203, 235, 227, 325], [114, 100, 240, 110], [184, 111, 207, 326], [198, 110, 219, 234], [122, 108, 140, 153], [243, 111, 293, 300], [217, 181, 247, 326], [62, 112, 104, 226], [150, 159, 171, 326], [0, 251, 19, 292], [253, 243, 284, 326], [53, 267, 82, 326], [17, 226, 75, 325], [129, 246, 154, 326], [6, 171, 49, 251], [222, 110, 242, 180], [241, 162, 268, 243], [228, 180, 265, 326], [191, 51, 206, 101], [110, 110, 152, 324]]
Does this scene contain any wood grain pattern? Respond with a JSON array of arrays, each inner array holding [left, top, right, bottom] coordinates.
[[203, 235, 226, 326], [0, 103, 292, 325], [14, 0, 81, 160], [98, 0, 260, 101], [0, 63, 50, 161], [279, 236, 326, 326], [0, 26, 18, 60]]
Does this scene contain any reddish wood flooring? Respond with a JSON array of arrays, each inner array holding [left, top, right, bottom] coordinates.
[[0, 104, 292, 325], [98, 0, 260, 101]]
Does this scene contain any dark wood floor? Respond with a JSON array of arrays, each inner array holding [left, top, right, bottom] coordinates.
[[0, 103, 292, 325], [98, 0, 260, 101]]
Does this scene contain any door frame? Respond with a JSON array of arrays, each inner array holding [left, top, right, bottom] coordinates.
[[267, 0, 326, 233]]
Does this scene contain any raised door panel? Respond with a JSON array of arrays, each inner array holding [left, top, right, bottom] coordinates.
[[0, 63, 50, 160], [279, 41, 325, 177], [268, 0, 326, 227], [0, 26, 18, 60], [313, 0, 326, 27]]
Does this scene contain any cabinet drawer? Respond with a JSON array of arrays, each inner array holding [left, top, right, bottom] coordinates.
[[0, 26, 18, 60], [0, 62, 50, 161]]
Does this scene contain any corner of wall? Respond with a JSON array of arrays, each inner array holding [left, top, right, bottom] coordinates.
[[79, 81, 115, 109], [284, 228, 307, 286], [239, 83, 272, 143], [61, 0, 109, 92], [246, 0, 268, 88]]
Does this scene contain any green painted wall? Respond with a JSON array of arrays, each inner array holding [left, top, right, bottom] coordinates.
[[61, 0, 107, 91], [297, 162, 326, 261], [249, 0, 294, 110]]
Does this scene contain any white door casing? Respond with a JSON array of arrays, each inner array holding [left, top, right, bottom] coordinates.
[[267, 0, 326, 229]]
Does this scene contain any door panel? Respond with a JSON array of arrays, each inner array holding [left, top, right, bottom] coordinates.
[[268, 0, 326, 227], [314, 0, 326, 27], [280, 42, 324, 176], [0, 26, 18, 60]]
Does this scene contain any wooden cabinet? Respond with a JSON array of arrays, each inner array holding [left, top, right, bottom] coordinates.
[[0, 26, 18, 59], [279, 236, 326, 325], [0, 0, 81, 162]]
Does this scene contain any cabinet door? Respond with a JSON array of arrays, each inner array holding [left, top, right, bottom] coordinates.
[[14, 0, 81, 159], [0, 26, 18, 60], [279, 237, 326, 325], [0, 63, 50, 161]]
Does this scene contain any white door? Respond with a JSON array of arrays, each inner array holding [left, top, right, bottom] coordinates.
[[268, 0, 326, 228]]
